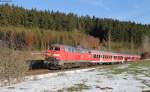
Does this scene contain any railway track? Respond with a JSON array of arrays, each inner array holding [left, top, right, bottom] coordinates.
[[26, 63, 121, 76], [26, 66, 95, 76]]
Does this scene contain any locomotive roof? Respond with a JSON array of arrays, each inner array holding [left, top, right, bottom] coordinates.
[[51, 44, 75, 48], [51, 44, 88, 50]]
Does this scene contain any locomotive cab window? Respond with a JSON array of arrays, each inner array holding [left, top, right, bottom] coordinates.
[[49, 47, 53, 50], [49, 46, 60, 51], [55, 47, 60, 51]]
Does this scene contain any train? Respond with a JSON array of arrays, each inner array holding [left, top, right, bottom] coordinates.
[[44, 44, 141, 69]]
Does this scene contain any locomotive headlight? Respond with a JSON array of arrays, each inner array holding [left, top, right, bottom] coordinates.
[[53, 54, 60, 56], [47, 53, 52, 56]]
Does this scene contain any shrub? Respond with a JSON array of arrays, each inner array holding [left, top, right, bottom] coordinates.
[[0, 48, 28, 86]]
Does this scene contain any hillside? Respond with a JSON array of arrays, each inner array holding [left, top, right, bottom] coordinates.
[[0, 4, 150, 52]]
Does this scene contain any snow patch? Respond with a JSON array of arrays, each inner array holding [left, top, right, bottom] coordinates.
[[0, 66, 150, 92]]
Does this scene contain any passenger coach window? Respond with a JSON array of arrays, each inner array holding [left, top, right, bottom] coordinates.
[[93, 54, 97, 58]]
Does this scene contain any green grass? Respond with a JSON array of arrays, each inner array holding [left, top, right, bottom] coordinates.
[[106, 60, 150, 76], [57, 83, 90, 92]]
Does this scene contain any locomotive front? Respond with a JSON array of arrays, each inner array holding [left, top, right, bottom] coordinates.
[[44, 45, 63, 69]]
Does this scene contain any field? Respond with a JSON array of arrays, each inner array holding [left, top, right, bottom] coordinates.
[[0, 60, 150, 92]]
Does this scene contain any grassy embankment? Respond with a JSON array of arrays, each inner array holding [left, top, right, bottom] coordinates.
[[107, 60, 150, 76]]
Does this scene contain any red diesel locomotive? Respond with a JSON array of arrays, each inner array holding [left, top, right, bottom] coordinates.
[[44, 44, 141, 69]]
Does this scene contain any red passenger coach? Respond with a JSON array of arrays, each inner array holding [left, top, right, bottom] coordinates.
[[90, 51, 141, 63], [44, 44, 141, 69]]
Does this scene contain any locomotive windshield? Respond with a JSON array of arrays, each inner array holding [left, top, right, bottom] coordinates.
[[49, 46, 60, 51]]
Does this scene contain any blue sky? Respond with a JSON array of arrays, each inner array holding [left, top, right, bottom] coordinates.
[[2, 0, 150, 24]]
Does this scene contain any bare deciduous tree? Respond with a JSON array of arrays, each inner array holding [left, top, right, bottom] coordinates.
[[142, 36, 150, 52]]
